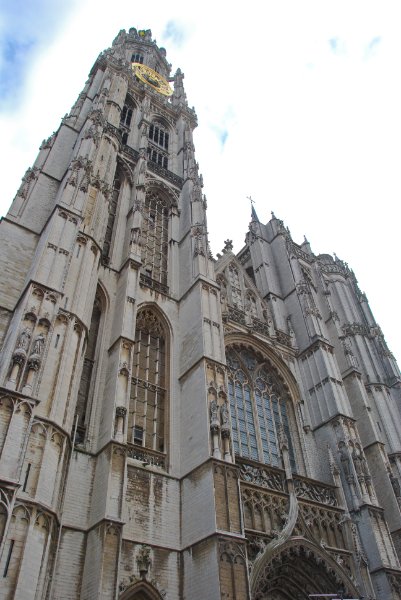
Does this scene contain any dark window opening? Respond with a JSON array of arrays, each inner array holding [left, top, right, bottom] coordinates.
[[3, 540, 14, 577], [131, 53, 144, 64], [133, 425, 144, 445]]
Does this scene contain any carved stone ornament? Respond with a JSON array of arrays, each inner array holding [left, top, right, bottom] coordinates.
[[136, 545, 151, 578], [239, 462, 285, 492], [135, 309, 165, 336], [127, 446, 166, 469], [116, 406, 127, 418], [293, 477, 337, 507]]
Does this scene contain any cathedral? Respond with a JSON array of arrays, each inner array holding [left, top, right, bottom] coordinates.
[[1, 26, 401, 600]]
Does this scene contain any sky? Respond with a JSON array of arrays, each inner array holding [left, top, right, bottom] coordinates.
[[1, 0, 400, 363]]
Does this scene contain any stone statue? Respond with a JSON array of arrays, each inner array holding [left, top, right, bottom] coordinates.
[[32, 333, 45, 356], [352, 447, 363, 476], [220, 401, 229, 425], [210, 399, 219, 423], [17, 328, 31, 350]]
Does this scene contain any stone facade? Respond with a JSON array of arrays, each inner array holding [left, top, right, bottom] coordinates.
[[0, 27, 401, 600]]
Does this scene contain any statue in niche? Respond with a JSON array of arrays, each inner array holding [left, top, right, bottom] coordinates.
[[352, 447, 363, 476], [220, 401, 229, 425], [31, 333, 45, 356], [17, 328, 31, 350], [210, 398, 219, 424]]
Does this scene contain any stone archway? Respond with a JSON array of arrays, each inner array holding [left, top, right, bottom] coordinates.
[[252, 537, 360, 600], [119, 580, 163, 600]]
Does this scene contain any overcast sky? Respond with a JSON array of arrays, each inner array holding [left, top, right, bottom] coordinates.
[[1, 0, 400, 363]]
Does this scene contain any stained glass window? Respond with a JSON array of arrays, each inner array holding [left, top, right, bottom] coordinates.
[[226, 346, 296, 470]]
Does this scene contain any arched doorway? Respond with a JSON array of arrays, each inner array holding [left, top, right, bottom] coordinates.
[[252, 538, 360, 600], [119, 580, 163, 600]]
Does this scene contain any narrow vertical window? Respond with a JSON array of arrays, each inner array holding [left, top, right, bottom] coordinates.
[[130, 309, 167, 454], [75, 291, 103, 443], [120, 96, 135, 146], [147, 121, 169, 169], [102, 167, 121, 262], [3, 540, 14, 577], [141, 191, 169, 288]]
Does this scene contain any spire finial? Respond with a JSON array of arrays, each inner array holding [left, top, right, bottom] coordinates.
[[247, 196, 259, 222]]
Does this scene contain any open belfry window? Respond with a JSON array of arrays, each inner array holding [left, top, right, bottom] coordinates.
[[147, 121, 169, 169], [120, 95, 135, 145], [131, 52, 144, 64], [141, 190, 169, 287], [129, 309, 167, 453], [226, 346, 297, 471]]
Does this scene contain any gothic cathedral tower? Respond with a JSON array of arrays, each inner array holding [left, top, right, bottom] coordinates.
[[0, 27, 401, 600]]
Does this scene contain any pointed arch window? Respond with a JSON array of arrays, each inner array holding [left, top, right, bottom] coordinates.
[[120, 96, 135, 146], [129, 309, 167, 453], [147, 121, 169, 169], [141, 190, 169, 289], [226, 346, 296, 471], [102, 166, 121, 262]]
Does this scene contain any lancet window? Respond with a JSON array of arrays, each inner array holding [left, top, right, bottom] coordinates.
[[75, 290, 104, 443], [129, 309, 167, 453], [147, 121, 169, 169], [120, 96, 135, 145], [121, 105, 133, 128], [141, 190, 169, 288], [102, 167, 121, 261], [226, 346, 296, 470]]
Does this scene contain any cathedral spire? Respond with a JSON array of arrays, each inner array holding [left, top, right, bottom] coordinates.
[[247, 195, 259, 222]]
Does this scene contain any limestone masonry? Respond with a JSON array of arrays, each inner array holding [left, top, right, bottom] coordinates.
[[0, 27, 401, 600]]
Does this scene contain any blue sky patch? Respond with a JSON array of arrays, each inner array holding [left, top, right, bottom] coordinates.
[[328, 37, 346, 56], [220, 130, 228, 146], [162, 20, 187, 47], [0, 0, 77, 110], [365, 36, 382, 59]]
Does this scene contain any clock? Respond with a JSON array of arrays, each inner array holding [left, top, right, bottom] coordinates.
[[132, 63, 173, 96]]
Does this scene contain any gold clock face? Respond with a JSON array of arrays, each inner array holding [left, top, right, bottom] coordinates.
[[132, 63, 173, 96]]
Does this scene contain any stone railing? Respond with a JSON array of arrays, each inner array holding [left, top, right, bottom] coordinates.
[[127, 444, 166, 470], [224, 306, 247, 327], [238, 460, 285, 493], [139, 273, 169, 295], [121, 144, 140, 162], [293, 475, 337, 507], [147, 161, 184, 189], [238, 458, 338, 507]]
